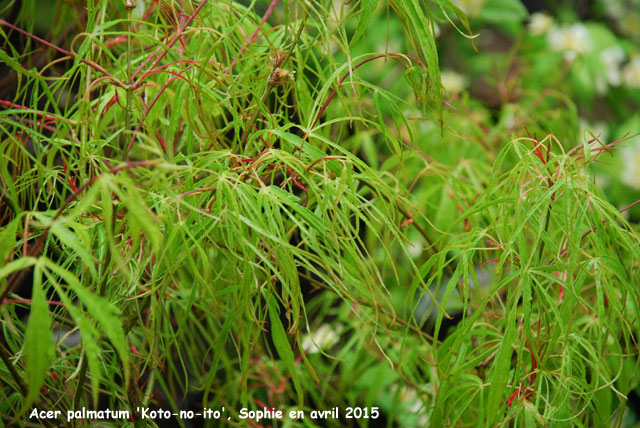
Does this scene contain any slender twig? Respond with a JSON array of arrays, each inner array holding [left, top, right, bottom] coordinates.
[[296, 53, 420, 158], [72, 356, 87, 418], [0, 10, 87, 95], [130, 0, 207, 85], [360, 180, 436, 257], [3, 299, 65, 307], [126, 67, 193, 154], [226, 0, 280, 74], [311, 54, 405, 130], [620, 198, 640, 213], [303, 53, 421, 145], [0, 101, 76, 124], [125, 2, 134, 146], [557, 198, 640, 258], [0, 19, 122, 86], [106, 2, 156, 48]]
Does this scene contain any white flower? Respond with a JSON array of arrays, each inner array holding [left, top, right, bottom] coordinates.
[[622, 57, 640, 88], [601, 46, 625, 68], [595, 76, 608, 95], [621, 138, 640, 190], [440, 70, 468, 94], [547, 24, 592, 62], [528, 12, 553, 35], [301, 323, 342, 354], [392, 385, 428, 426], [600, 45, 625, 87]]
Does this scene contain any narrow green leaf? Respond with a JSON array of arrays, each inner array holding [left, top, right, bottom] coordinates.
[[476, 0, 528, 29], [373, 90, 388, 144], [50, 222, 98, 282], [0, 43, 40, 78], [399, 0, 442, 119], [0, 257, 38, 282], [433, 266, 463, 340], [297, 331, 320, 385], [119, 180, 163, 253], [0, 217, 19, 266], [58, 178, 102, 224], [268, 300, 304, 406], [351, 0, 377, 45], [69, 307, 103, 406], [486, 309, 517, 425], [20, 263, 54, 415]]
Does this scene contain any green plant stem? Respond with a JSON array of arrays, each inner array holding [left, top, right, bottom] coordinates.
[[72, 355, 87, 416]]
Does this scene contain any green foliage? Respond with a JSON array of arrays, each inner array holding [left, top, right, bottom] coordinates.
[[425, 136, 640, 426], [0, 0, 639, 427]]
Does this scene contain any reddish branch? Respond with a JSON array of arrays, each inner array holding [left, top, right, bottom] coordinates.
[[130, 0, 208, 84], [297, 53, 421, 158], [307, 53, 421, 135], [0, 10, 87, 97], [177, 187, 217, 198], [0, 101, 73, 124], [0, 19, 121, 85], [105, 2, 157, 48], [3, 299, 65, 308], [557, 197, 640, 257], [126, 65, 193, 153], [226, 0, 280, 74]]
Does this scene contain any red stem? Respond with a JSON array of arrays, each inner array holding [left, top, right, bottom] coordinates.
[[105, 2, 156, 48], [226, 0, 280, 74], [309, 53, 419, 132], [177, 187, 217, 198], [131, 0, 208, 84], [558, 198, 640, 257], [0, 100, 70, 123], [127, 66, 193, 153], [8, 116, 58, 135], [0, 19, 119, 83], [3, 299, 65, 308], [620, 198, 640, 213]]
